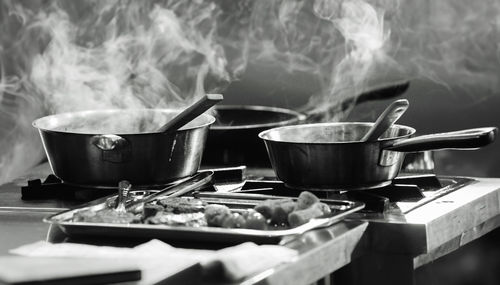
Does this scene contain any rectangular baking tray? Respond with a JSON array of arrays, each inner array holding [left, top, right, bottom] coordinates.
[[44, 192, 364, 244]]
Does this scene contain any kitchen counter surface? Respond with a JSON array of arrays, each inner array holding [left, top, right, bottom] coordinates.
[[1, 163, 500, 284], [0, 163, 369, 285]]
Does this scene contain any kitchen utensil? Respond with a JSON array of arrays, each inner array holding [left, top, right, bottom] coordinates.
[[203, 81, 410, 166], [126, 171, 214, 213], [259, 123, 497, 190], [157, 94, 223, 133], [115, 180, 131, 214], [361, 99, 409, 141], [32, 109, 215, 187]]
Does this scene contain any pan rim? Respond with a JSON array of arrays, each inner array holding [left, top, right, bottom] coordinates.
[[32, 108, 216, 135], [258, 122, 416, 144], [211, 105, 307, 130]]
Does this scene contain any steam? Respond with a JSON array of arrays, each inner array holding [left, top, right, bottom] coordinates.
[[30, 1, 229, 113], [392, 0, 500, 93], [1, 0, 499, 183]]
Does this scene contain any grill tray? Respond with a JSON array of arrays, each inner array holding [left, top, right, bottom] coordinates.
[[44, 192, 364, 244]]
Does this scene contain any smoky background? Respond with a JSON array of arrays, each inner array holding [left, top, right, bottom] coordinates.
[[0, 1, 499, 284], [1, 0, 499, 185]]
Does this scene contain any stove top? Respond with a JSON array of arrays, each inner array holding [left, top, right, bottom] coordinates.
[[19, 166, 476, 216], [236, 174, 475, 214]]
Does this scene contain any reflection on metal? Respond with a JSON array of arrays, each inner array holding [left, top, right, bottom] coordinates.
[[379, 149, 400, 167], [402, 151, 435, 173]]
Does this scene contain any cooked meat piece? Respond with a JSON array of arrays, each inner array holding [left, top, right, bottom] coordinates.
[[73, 209, 138, 224], [317, 202, 332, 215], [145, 212, 207, 227], [253, 200, 273, 219], [143, 203, 165, 219], [242, 210, 267, 230], [270, 200, 296, 225], [205, 204, 232, 227], [295, 191, 320, 210], [221, 213, 246, 228], [254, 198, 296, 225], [288, 203, 325, 227]]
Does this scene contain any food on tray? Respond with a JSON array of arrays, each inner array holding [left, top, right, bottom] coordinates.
[[242, 210, 268, 230], [254, 198, 296, 225], [73, 208, 140, 224], [295, 191, 320, 210], [289, 203, 331, 227], [205, 205, 267, 230], [145, 212, 207, 227], [253, 191, 329, 227], [205, 204, 232, 226], [142, 204, 164, 219], [71, 191, 330, 230]]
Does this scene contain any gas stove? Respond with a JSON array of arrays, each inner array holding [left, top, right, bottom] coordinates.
[[11, 162, 500, 265], [233, 174, 475, 214], [20, 165, 475, 216]]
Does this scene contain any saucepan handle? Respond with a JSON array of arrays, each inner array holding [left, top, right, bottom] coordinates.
[[385, 127, 498, 152]]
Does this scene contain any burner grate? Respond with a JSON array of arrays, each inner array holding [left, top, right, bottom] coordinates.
[[21, 175, 116, 201], [20, 166, 246, 202], [238, 174, 473, 213]]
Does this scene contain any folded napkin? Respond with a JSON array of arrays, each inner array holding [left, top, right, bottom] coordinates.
[[10, 239, 208, 284], [10, 239, 297, 282], [204, 242, 298, 281]]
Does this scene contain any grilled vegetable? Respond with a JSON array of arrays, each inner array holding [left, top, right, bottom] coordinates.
[[254, 198, 296, 225], [288, 203, 325, 227], [242, 210, 267, 230], [221, 213, 247, 228], [145, 212, 207, 227], [295, 191, 320, 210], [205, 204, 232, 227]]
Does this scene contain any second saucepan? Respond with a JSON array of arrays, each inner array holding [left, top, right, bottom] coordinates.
[[259, 123, 497, 190]]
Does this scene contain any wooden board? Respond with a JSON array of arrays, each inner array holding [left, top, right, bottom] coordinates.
[[0, 256, 141, 285]]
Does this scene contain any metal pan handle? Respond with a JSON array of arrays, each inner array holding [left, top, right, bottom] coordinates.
[[385, 127, 498, 152]]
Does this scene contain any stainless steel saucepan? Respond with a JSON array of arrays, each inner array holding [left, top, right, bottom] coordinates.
[[259, 123, 497, 190], [203, 81, 411, 166], [33, 109, 215, 187]]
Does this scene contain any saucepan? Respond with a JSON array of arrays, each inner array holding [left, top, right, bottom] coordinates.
[[203, 81, 411, 166], [259, 123, 497, 190], [33, 109, 215, 187]]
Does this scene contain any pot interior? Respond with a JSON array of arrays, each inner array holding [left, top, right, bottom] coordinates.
[[259, 123, 415, 144], [33, 109, 215, 135], [212, 105, 305, 130]]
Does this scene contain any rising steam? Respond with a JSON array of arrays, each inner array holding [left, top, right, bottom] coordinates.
[[1, 0, 499, 184]]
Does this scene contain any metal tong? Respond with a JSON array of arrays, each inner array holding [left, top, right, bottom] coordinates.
[[121, 171, 214, 213]]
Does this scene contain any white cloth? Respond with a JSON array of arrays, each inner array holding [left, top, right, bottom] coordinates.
[[10, 239, 297, 282]]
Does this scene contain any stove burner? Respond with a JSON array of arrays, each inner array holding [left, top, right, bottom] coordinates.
[[20, 166, 475, 215], [239, 174, 474, 213], [21, 166, 245, 202], [21, 175, 116, 201]]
